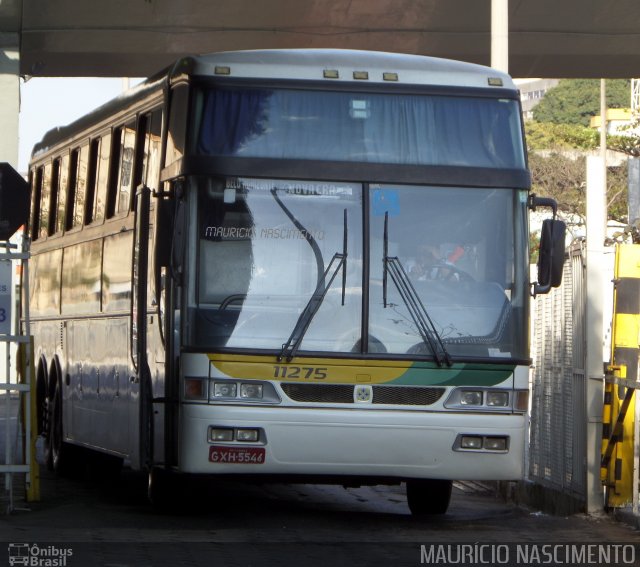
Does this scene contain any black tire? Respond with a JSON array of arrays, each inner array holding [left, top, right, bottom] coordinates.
[[148, 468, 207, 512], [148, 467, 177, 509], [49, 378, 76, 475], [406, 479, 453, 516], [36, 363, 53, 471]]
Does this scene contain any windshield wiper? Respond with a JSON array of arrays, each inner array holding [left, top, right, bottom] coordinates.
[[271, 187, 348, 361], [278, 248, 347, 361], [382, 212, 452, 367]]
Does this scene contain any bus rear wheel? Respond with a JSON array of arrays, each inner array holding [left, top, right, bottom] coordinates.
[[406, 479, 452, 516], [49, 379, 78, 475]]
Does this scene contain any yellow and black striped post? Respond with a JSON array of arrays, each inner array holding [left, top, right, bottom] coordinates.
[[602, 243, 639, 508]]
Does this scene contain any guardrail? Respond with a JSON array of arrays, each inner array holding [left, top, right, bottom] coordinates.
[[0, 238, 37, 513]]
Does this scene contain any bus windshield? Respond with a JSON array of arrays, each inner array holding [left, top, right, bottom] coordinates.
[[186, 177, 529, 361], [194, 87, 525, 169]]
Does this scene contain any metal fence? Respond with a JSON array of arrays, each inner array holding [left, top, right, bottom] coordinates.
[[529, 241, 588, 502]]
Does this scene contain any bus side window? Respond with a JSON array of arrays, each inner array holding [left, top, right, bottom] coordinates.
[[69, 144, 89, 229], [166, 85, 188, 165], [85, 139, 99, 224], [39, 163, 52, 239], [67, 149, 79, 230], [93, 132, 111, 223], [30, 167, 43, 241], [55, 154, 69, 234], [143, 109, 162, 193], [47, 159, 60, 236], [115, 120, 136, 214]]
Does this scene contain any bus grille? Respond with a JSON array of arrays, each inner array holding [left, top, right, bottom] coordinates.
[[280, 383, 445, 406], [281, 384, 354, 404], [372, 386, 445, 405]]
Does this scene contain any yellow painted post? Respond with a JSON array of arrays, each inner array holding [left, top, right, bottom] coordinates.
[[19, 338, 39, 502], [602, 243, 640, 507]]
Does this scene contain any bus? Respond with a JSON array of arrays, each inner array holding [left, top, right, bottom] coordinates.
[[26, 49, 564, 514]]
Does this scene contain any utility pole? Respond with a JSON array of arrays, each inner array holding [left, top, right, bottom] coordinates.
[[584, 82, 607, 514]]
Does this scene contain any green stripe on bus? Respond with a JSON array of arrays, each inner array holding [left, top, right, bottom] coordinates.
[[390, 363, 515, 386]]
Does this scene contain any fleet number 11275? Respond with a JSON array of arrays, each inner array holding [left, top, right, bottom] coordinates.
[[273, 366, 328, 380]]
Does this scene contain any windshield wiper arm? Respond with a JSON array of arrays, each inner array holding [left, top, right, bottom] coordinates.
[[277, 207, 348, 362], [383, 212, 452, 367], [278, 250, 346, 362]]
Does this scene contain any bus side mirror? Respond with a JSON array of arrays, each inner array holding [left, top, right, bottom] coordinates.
[[533, 218, 566, 296]]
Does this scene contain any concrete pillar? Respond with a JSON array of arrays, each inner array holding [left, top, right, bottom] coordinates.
[[491, 0, 509, 73], [0, 37, 20, 169], [585, 155, 606, 514]]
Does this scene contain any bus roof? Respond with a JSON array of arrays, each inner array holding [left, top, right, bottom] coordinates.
[[32, 49, 515, 162], [184, 49, 516, 90]]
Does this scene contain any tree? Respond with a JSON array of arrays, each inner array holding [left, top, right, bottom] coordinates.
[[532, 79, 630, 126], [528, 152, 628, 224]]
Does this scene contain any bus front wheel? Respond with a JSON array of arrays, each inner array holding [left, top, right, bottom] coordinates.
[[406, 479, 453, 516]]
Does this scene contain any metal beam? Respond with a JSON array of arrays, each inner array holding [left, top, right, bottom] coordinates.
[[14, 0, 640, 78]]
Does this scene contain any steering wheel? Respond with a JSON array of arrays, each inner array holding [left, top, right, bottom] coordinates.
[[219, 294, 246, 310], [432, 261, 475, 283]]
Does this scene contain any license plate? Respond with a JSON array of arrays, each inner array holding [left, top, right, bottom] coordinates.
[[209, 446, 266, 464]]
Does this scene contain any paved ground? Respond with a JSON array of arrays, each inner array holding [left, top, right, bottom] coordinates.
[[0, 393, 638, 566], [0, 466, 638, 567]]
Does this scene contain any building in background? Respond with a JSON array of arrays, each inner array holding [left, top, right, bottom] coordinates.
[[516, 78, 560, 120]]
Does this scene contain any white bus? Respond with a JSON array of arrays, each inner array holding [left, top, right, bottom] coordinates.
[[26, 49, 564, 514]]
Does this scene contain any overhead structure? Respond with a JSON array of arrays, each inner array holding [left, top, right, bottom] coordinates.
[[0, 0, 637, 79]]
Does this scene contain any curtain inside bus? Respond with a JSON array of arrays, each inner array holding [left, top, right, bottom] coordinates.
[[195, 88, 525, 169]]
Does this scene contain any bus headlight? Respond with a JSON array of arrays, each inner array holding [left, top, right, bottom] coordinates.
[[460, 435, 483, 449], [236, 428, 260, 442], [209, 427, 234, 442], [213, 382, 238, 398], [460, 390, 483, 406], [240, 383, 263, 400], [454, 434, 509, 452], [444, 388, 518, 411], [205, 379, 281, 404], [486, 391, 510, 407], [484, 437, 508, 451]]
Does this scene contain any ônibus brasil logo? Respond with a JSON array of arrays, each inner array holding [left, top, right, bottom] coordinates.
[[7, 543, 73, 567]]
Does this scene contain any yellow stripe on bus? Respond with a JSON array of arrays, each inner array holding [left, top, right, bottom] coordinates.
[[208, 353, 413, 384]]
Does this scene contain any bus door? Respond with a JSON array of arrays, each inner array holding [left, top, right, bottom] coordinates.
[[130, 184, 153, 470]]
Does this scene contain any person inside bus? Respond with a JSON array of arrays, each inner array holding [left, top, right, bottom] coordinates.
[[407, 244, 441, 280], [408, 243, 465, 281]]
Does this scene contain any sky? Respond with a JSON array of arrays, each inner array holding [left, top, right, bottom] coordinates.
[[18, 77, 143, 173]]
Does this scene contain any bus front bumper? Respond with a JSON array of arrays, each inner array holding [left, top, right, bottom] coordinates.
[[178, 404, 526, 480]]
